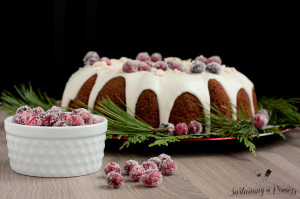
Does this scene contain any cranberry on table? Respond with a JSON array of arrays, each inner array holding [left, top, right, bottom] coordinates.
[[142, 160, 158, 171], [206, 62, 221, 75], [157, 153, 171, 162], [140, 169, 163, 187], [129, 164, 145, 181], [161, 159, 177, 175], [106, 171, 125, 188], [188, 120, 203, 134], [148, 157, 162, 170], [124, 160, 139, 175], [174, 123, 188, 135], [104, 162, 121, 176]]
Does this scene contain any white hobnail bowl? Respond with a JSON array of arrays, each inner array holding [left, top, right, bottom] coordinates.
[[4, 114, 107, 177]]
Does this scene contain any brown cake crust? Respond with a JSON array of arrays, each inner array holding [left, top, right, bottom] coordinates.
[[252, 88, 258, 112], [208, 79, 231, 118], [236, 88, 251, 120], [168, 92, 203, 126], [69, 74, 97, 109], [94, 76, 126, 111], [135, 89, 159, 128]]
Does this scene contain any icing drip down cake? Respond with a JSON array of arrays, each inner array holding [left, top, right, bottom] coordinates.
[[61, 52, 258, 130]]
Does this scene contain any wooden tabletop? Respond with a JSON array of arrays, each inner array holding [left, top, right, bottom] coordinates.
[[0, 110, 299, 199]]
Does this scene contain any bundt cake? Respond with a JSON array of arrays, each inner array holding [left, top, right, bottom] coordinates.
[[61, 52, 258, 130]]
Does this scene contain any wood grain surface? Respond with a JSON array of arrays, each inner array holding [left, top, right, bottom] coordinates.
[[0, 111, 299, 199]]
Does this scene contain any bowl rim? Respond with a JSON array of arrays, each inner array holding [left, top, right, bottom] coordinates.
[[4, 114, 108, 139]]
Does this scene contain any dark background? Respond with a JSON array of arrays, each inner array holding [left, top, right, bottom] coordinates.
[[1, 1, 299, 105]]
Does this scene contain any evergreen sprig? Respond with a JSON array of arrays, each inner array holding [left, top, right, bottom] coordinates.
[[0, 83, 57, 114]]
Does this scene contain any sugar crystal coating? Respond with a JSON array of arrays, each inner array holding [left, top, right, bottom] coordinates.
[[161, 159, 177, 175], [129, 164, 145, 181], [167, 60, 184, 71], [83, 51, 100, 65], [16, 105, 33, 115], [32, 107, 45, 117], [159, 122, 175, 135], [141, 169, 163, 187], [107, 171, 125, 188], [153, 61, 169, 71], [104, 162, 121, 176], [136, 52, 151, 62], [148, 157, 162, 170], [157, 153, 171, 162], [190, 60, 206, 73], [99, 57, 111, 65], [124, 160, 139, 175], [71, 108, 93, 124], [92, 117, 102, 124], [206, 62, 221, 75], [13, 111, 31, 125], [67, 115, 85, 126], [26, 117, 43, 126], [151, 52, 162, 62], [195, 55, 208, 63], [188, 120, 203, 134], [253, 113, 269, 129], [142, 160, 158, 171], [206, 55, 222, 64], [138, 61, 152, 71], [256, 109, 269, 121], [123, 60, 139, 73], [174, 123, 188, 135]]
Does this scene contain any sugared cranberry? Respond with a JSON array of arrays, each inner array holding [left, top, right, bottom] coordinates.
[[58, 112, 70, 122], [13, 111, 31, 125], [161, 159, 177, 175], [83, 51, 100, 65], [157, 153, 171, 162], [92, 117, 102, 124], [142, 160, 158, 171], [206, 62, 221, 75], [143, 60, 153, 67], [151, 52, 162, 62], [138, 61, 151, 71], [206, 55, 222, 65], [99, 57, 111, 65], [56, 100, 62, 106], [26, 117, 43, 126], [32, 107, 45, 117], [53, 120, 68, 127], [71, 108, 92, 124], [47, 106, 62, 115], [43, 113, 59, 126], [67, 115, 85, 126], [153, 61, 168, 71], [136, 52, 151, 62], [123, 60, 139, 73], [124, 160, 139, 175], [188, 120, 203, 134], [253, 113, 269, 129], [129, 164, 145, 181], [174, 123, 188, 135], [195, 55, 208, 63], [256, 109, 270, 121], [190, 60, 206, 73], [159, 123, 175, 135], [167, 61, 184, 71], [107, 171, 125, 188], [148, 157, 162, 170], [104, 162, 121, 176], [16, 105, 33, 115], [141, 169, 163, 187]]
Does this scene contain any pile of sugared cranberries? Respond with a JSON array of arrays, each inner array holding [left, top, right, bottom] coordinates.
[[12, 105, 102, 127], [191, 55, 222, 75], [83, 51, 112, 66], [159, 120, 203, 136], [104, 153, 177, 188], [253, 109, 270, 129]]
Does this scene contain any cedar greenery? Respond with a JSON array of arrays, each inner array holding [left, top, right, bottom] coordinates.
[[0, 83, 298, 155]]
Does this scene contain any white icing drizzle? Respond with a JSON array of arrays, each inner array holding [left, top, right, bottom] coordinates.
[[61, 60, 255, 128]]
